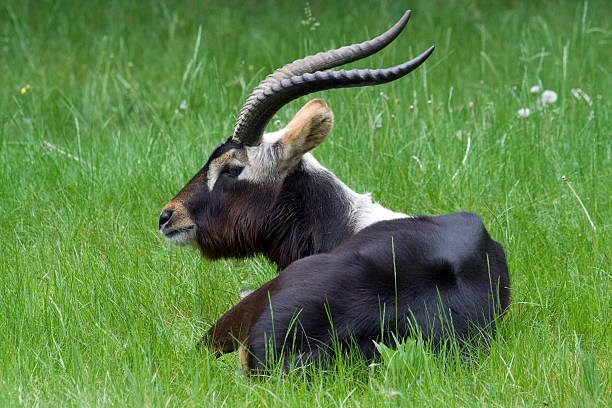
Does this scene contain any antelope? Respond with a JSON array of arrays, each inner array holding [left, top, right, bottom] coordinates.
[[159, 11, 510, 372]]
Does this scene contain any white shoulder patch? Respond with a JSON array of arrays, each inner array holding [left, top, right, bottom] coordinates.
[[300, 152, 326, 171], [301, 153, 409, 232], [349, 193, 409, 232]]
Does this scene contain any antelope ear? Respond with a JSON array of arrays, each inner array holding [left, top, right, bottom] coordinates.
[[280, 99, 334, 160]]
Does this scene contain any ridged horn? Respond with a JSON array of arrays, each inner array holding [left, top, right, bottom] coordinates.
[[232, 10, 434, 146]]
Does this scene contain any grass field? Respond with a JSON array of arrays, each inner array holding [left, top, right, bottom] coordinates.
[[1, 0, 610, 406]]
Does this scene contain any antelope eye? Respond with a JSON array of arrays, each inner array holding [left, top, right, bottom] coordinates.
[[223, 165, 244, 177]]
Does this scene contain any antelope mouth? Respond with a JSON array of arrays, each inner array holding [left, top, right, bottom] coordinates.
[[161, 225, 197, 246]]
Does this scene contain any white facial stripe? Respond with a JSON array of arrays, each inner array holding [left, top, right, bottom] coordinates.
[[206, 149, 250, 191], [203, 129, 291, 189], [207, 159, 224, 191]]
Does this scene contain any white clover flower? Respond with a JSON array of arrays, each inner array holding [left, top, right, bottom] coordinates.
[[542, 90, 558, 105], [517, 108, 531, 118], [530, 85, 541, 94]]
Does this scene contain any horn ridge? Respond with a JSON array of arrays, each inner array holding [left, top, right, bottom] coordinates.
[[268, 10, 411, 81], [233, 11, 433, 146]]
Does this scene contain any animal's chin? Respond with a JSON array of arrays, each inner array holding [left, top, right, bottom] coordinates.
[[162, 226, 197, 246]]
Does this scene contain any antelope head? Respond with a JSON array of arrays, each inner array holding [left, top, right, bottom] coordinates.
[[159, 11, 434, 268]]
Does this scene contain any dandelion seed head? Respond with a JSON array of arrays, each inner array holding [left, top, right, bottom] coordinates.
[[517, 108, 531, 118], [179, 100, 188, 110], [409, 105, 414, 111], [530, 85, 541, 94], [468, 101, 474, 109], [542, 90, 558, 105]]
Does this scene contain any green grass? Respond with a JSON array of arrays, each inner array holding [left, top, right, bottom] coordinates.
[[1, 0, 610, 406]]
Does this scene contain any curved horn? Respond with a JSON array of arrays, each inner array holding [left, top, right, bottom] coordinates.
[[262, 10, 412, 82], [232, 11, 434, 146]]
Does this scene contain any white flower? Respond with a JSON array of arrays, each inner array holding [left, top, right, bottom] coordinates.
[[179, 100, 188, 110], [517, 108, 531, 118], [530, 85, 541, 94], [542, 90, 558, 105]]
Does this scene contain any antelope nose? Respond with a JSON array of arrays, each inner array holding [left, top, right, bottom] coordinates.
[[159, 210, 173, 230]]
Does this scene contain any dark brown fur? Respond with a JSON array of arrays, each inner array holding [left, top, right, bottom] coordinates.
[[204, 213, 510, 372]]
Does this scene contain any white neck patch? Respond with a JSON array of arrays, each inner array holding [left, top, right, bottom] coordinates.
[[239, 129, 288, 184], [210, 126, 410, 233], [301, 153, 409, 233]]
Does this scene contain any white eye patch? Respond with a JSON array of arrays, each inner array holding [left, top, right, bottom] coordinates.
[[206, 150, 249, 190]]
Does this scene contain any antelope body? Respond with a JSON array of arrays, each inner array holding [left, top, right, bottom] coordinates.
[[159, 11, 510, 372]]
